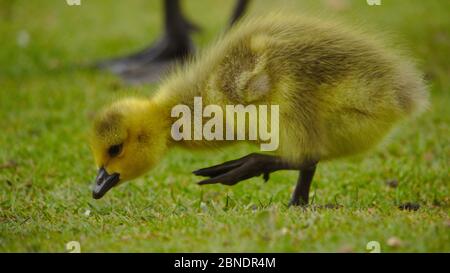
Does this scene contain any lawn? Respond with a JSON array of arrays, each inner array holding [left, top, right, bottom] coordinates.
[[0, 0, 449, 252]]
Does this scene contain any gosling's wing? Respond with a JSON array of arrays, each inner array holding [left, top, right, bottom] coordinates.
[[235, 34, 275, 103], [235, 62, 271, 103], [212, 33, 283, 104]]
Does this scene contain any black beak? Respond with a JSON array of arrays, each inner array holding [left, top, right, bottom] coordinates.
[[92, 167, 120, 199]]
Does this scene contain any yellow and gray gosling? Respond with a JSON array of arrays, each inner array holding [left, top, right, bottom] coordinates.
[[89, 14, 428, 205]]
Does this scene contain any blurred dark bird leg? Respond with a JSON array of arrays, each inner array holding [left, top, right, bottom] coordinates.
[[95, 0, 199, 75], [228, 0, 251, 27], [100, 0, 252, 85]]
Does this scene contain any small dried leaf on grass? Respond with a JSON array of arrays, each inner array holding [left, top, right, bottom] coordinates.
[[0, 160, 18, 169], [338, 244, 354, 253], [444, 219, 450, 228], [386, 237, 403, 248]]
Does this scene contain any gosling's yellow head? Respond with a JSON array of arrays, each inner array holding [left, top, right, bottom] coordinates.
[[89, 98, 168, 199]]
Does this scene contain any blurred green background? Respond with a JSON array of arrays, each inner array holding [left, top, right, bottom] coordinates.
[[0, 0, 449, 252]]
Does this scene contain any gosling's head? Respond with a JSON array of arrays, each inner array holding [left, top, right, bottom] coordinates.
[[89, 98, 168, 199]]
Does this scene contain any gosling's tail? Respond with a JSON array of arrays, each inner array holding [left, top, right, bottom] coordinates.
[[394, 59, 430, 117]]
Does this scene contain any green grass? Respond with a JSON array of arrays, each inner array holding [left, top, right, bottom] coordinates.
[[0, 0, 449, 252]]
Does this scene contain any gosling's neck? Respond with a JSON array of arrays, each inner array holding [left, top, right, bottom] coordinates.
[[148, 83, 227, 150]]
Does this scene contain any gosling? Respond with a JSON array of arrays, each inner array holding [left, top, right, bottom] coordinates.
[[89, 14, 428, 205]]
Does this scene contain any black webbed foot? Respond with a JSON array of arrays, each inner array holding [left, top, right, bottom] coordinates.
[[193, 153, 279, 186], [95, 33, 195, 84], [115, 36, 195, 84]]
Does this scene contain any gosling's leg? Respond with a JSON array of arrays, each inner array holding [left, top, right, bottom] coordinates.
[[289, 165, 317, 207], [193, 153, 295, 186], [194, 153, 317, 206]]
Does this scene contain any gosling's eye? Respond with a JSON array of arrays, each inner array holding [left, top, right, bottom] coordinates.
[[108, 143, 123, 157]]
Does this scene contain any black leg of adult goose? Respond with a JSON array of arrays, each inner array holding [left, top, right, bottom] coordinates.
[[116, 0, 197, 84], [120, 0, 251, 84], [228, 0, 251, 27], [193, 153, 317, 206], [96, 0, 251, 84], [95, 0, 198, 76]]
